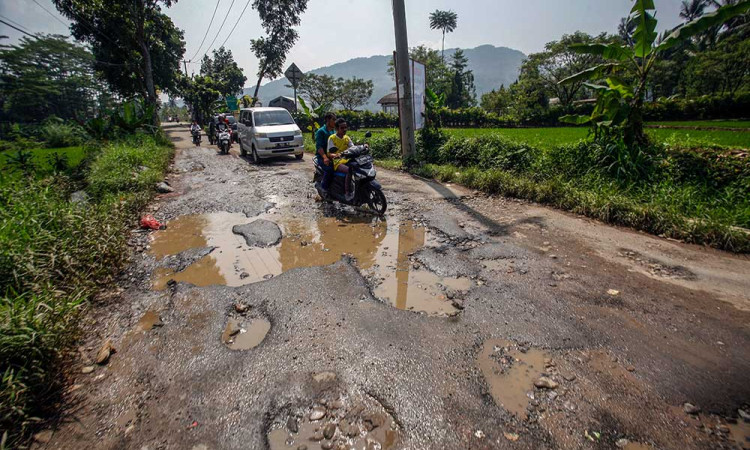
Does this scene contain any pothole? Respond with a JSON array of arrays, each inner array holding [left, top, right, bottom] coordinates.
[[267, 386, 399, 449], [477, 339, 551, 419], [150, 212, 473, 315], [136, 310, 162, 332], [617, 248, 695, 280], [221, 316, 271, 350]]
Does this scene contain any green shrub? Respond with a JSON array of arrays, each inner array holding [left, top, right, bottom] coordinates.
[[434, 134, 537, 172], [39, 120, 84, 148], [368, 134, 400, 160]]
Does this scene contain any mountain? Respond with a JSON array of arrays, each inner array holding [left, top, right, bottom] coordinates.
[[244, 44, 526, 111]]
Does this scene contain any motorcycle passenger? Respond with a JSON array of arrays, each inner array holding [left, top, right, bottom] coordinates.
[[314, 112, 337, 196], [327, 118, 355, 201], [208, 116, 216, 145]]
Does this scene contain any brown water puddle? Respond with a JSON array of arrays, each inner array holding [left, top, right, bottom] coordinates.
[[150, 212, 470, 314], [477, 339, 549, 419], [136, 310, 161, 332], [221, 317, 271, 350], [267, 394, 398, 450]]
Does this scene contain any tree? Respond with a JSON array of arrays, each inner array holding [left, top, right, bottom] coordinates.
[[445, 49, 476, 109], [388, 45, 451, 96], [336, 77, 374, 110], [0, 35, 99, 123], [682, 35, 750, 95], [429, 10, 458, 61], [297, 73, 338, 108], [681, 0, 709, 21], [521, 32, 608, 110], [200, 46, 247, 98], [180, 75, 222, 125], [480, 86, 512, 115], [250, 0, 308, 105], [618, 16, 636, 46], [53, 0, 185, 125], [560, 0, 750, 147]]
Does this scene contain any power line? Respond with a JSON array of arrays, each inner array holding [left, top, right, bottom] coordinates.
[[200, 0, 235, 61], [188, 0, 221, 62], [31, 0, 70, 29], [218, 0, 252, 48], [0, 18, 36, 38]]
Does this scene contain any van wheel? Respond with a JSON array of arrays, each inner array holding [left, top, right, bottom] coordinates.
[[252, 145, 261, 164], [295, 153, 304, 160], [239, 139, 246, 156]]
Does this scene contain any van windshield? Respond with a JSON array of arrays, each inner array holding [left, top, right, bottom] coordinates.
[[253, 110, 294, 126]]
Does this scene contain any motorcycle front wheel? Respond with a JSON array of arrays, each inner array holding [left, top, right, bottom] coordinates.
[[367, 188, 387, 215]]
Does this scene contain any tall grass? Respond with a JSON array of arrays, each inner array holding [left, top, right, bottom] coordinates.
[[0, 132, 173, 444]]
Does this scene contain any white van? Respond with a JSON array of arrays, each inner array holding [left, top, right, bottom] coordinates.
[[237, 107, 304, 163]]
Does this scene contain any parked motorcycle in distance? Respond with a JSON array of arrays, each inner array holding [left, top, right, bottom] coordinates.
[[312, 132, 387, 215], [217, 129, 231, 154]]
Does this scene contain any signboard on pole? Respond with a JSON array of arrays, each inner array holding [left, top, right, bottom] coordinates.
[[225, 95, 239, 111], [411, 59, 426, 130], [284, 63, 304, 110]]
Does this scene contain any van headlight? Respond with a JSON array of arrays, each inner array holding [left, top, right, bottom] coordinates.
[[293, 129, 302, 136], [256, 132, 268, 138]]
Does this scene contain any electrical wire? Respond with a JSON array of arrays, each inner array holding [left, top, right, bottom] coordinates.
[[200, 0, 235, 61], [31, 0, 71, 29], [218, 0, 252, 48], [0, 17, 36, 38], [188, 0, 221, 62]]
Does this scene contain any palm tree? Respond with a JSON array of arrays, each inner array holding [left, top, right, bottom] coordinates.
[[680, 0, 708, 21], [429, 9, 458, 61]]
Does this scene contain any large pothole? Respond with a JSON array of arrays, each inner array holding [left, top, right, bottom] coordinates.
[[267, 381, 400, 450], [150, 211, 474, 315]]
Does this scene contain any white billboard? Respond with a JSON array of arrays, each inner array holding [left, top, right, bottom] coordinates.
[[411, 59, 426, 130]]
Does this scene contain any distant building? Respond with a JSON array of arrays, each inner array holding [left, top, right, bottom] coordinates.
[[377, 92, 398, 115], [269, 96, 296, 112]]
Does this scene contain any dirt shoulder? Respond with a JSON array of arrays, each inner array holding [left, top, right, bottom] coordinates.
[[37, 125, 750, 450]]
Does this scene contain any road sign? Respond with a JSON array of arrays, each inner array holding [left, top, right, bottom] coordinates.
[[284, 63, 304, 88], [225, 96, 239, 111]]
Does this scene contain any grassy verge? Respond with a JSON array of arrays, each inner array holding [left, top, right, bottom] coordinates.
[[0, 132, 173, 444], [648, 120, 750, 129]]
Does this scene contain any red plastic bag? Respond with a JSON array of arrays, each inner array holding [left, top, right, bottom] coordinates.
[[140, 214, 163, 230]]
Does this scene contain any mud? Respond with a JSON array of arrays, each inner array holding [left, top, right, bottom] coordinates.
[[42, 125, 750, 450], [477, 339, 550, 419], [726, 415, 750, 449], [221, 317, 271, 350], [267, 388, 399, 450], [135, 310, 162, 332]]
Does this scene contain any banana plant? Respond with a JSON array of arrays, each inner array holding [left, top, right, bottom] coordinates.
[[559, 0, 750, 147], [424, 87, 446, 129], [297, 96, 330, 139]]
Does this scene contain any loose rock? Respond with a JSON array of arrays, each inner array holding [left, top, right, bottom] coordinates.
[[232, 219, 282, 247], [534, 376, 558, 389], [684, 403, 701, 414], [309, 408, 325, 421], [323, 422, 336, 439], [96, 339, 115, 365], [81, 366, 95, 374], [156, 182, 174, 193]]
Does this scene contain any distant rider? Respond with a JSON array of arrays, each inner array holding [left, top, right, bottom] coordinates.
[[314, 112, 337, 196], [208, 116, 216, 145], [190, 120, 201, 135]]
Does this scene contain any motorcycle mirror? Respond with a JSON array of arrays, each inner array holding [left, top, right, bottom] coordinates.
[[364, 131, 372, 138]]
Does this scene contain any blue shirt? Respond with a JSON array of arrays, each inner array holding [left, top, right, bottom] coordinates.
[[315, 125, 335, 160]]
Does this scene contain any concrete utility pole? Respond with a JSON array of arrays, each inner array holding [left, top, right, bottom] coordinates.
[[182, 59, 189, 77], [392, 0, 416, 161]]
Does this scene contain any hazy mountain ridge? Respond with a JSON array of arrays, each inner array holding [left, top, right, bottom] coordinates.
[[244, 44, 526, 111]]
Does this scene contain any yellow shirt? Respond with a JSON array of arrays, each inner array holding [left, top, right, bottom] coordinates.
[[327, 134, 353, 169]]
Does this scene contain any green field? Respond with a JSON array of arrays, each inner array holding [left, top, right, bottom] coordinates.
[[350, 126, 750, 149], [648, 120, 750, 129]]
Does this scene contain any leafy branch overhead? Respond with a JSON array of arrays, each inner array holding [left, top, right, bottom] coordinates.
[[559, 0, 750, 147]]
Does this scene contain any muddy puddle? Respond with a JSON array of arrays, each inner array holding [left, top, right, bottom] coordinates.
[[477, 339, 549, 419], [727, 414, 750, 449], [150, 212, 471, 315], [267, 391, 399, 450], [221, 317, 271, 350], [136, 310, 162, 332]]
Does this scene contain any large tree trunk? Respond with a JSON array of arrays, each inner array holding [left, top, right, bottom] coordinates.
[[252, 67, 265, 107], [136, 0, 158, 126]]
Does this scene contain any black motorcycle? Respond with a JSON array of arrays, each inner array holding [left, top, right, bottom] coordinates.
[[192, 129, 201, 145], [313, 132, 387, 215]]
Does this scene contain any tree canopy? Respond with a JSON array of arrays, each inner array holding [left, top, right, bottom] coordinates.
[[297, 74, 374, 110], [200, 46, 247, 98], [429, 9, 458, 61]]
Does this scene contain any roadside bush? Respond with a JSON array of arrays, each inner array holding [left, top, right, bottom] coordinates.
[[0, 133, 173, 445], [644, 93, 750, 121], [39, 119, 84, 148], [368, 134, 400, 160], [435, 134, 537, 172]]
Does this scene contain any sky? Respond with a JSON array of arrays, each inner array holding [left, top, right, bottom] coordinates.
[[1, 0, 686, 87]]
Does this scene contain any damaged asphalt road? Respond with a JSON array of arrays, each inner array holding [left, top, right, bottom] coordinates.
[[39, 125, 750, 449]]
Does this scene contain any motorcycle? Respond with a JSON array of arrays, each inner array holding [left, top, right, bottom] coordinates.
[[312, 132, 387, 215], [217, 129, 231, 154], [191, 129, 202, 145]]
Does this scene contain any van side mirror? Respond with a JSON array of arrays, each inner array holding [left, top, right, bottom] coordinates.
[[365, 131, 372, 138]]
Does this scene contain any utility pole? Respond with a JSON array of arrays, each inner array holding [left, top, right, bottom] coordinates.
[[392, 0, 416, 162], [182, 59, 189, 77]]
